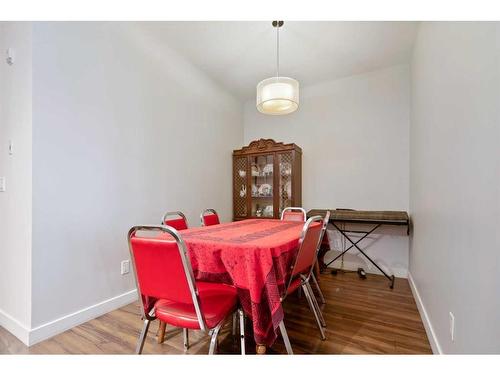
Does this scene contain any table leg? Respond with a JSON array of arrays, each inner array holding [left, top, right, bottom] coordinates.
[[157, 321, 166, 344], [256, 344, 267, 354]]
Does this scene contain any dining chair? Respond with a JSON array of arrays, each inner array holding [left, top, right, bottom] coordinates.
[[156, 211, 190, 344], [281, 211, 331, 343], [280, 207, 307, 222], [310, 222, 329, 305], [128, 225, 245, 355], [281, 206, 327, 306], [200, 208, 220, 226], [161, 211, 189, 231]]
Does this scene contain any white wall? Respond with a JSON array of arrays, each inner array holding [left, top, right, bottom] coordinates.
[[244, 65, 410, 277], [410, 22, 500, 353], [30, 22, 243, 337], [6, 21, 497, 353], [0, 22, 32, 343]]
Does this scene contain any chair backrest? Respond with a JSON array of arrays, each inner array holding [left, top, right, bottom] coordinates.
[[281, 207, 306, 222], [200, 208, 220, 226], [127, 225, 207, 332], [318, 210, 330, 252], [284, 211, 330, 298], [161, 211, 188, 231], [317, 210, 331, 253]]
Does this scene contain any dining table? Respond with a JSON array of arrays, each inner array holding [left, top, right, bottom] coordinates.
[[179, 218, 306, 354]]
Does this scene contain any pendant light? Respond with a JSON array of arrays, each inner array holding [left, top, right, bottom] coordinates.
[[256, 21, 299, 115]]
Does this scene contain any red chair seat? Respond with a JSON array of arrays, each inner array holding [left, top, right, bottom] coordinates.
[[286, 277, 302, 294], [286, 266, 312, 294], [154, 281, 237, 330]]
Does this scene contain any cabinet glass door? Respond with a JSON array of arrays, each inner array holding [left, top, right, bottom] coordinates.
[[278, 152, 293, 216], [250, 154, 274, 218]]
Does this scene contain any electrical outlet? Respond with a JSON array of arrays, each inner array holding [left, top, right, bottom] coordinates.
[[121, 260, 130, 275], [6, 48, 14, 65], [449, 312, 455, 341]]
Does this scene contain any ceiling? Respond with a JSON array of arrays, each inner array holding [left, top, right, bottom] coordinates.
[[138, 21, 418, 100]]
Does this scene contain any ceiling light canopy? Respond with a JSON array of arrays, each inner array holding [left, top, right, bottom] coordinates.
[[256, 21, 299, 116]]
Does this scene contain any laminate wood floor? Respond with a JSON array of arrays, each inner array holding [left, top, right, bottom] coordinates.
[[0, 272, 432, 354]]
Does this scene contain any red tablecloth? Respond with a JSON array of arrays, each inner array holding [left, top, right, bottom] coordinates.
[[180, 219, 305, 346]]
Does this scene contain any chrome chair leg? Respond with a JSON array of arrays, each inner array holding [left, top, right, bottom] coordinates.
[[278, 320, 293, 355], [306, 281, 327, 327], [311, 272, 326, 304], [302, 284, 326, 340], [136, 319, 151, 354], [208, 322, 223, 355], [238, 308, 246, 355], [183, 328, 189, 350]]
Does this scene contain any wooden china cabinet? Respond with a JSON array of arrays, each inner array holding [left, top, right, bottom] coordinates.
[[233, 139, 302, 221]]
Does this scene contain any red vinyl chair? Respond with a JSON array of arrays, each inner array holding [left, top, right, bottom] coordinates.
[[157, 211, 190, 345], [281, 211, 331, 345], [310, 227, 328, 305], [161, 211, 189, 231], [128, 225, 245, 354], [280, 207, 306, 222], [200, 208, 220, 226], [281, 207, 327, 306]]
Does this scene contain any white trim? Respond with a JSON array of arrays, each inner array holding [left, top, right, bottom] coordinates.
[[407, 272, 442, 354], [28, 289, 137, 346], [0, 308, 30, 345]]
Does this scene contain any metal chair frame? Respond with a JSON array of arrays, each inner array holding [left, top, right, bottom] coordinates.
[[200, 208, 219, 226], [294, 211, 330, 318], [158, 211, 189, 347], [161, 210, 189, 228], [280, 207, 307, 221], [309, 211, 330, 307], [282, 212, 330, 341], [128, 225, 245, 355], [310, 212, 330, 326]]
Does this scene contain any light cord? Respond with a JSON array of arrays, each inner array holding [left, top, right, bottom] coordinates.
[[276, 24, 280, 78]]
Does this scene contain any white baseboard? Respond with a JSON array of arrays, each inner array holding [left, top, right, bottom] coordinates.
[[0, 308, 30, 345], [28, 289, 137, 346], [407, 272, 442, 354]]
